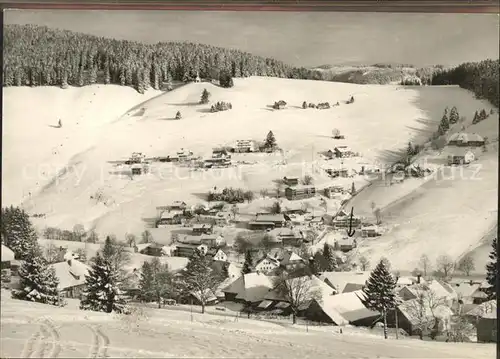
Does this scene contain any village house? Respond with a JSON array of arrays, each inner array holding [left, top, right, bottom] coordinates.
[[397, 280, 457, 307], [235, 140, 256, 153], [319, 271, 371, 294], [249, 213, 286, 230], [131, 163, 148, 175], [390, 298, 453, 337], [283, 176, 299, 187], [188, 288, 219, 306], [192, 224, 214, 235], [324, 185, 344, 198], [338, 237, 357, 252], [254, 255, 281, 274], [222, 272, 275, 304], [477, 312, 497, 343], [200, 233, 226, 248], [279, 250, 306, 271], [327, 146, 355, 159], [446, 148, 476, 165], [447, 132, 485, 147], [174, 243, 208, 258], [331, 210, 362, 229], [452, 281, 483, 305], [212, 147, 231, 159], [463, 300, 496, 324], [361, 225, 382, 238], [323, 166, 349, 178], [177, 148, 194, 162], [206, 248, 228, 262], [204, 157, 231, 168], [156, 210, 184, 227], [285, 185, 316, 201], [50, 258, 90, 299], [268, 228, 305, 247], [135, 242, 165, 257]]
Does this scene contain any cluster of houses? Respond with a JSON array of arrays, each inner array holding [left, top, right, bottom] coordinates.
[[204, 148, 232, 168], [445, 132, 485, 166]]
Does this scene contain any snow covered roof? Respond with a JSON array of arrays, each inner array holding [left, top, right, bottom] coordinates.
[[191, 289, 217, 303], [50, 259, 90, 290], [223, 273, 276, 303], [404, 280, 457, 301], [280, 251, 305, 266], [448, 132, 484, 143], [1, 245, 15, 262], [453, 282, 481, 298], [465, 300, 496, 317], [318, 271, 371, 293]]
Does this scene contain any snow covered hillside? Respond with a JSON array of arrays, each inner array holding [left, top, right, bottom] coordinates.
[[0, 292, 495, 359], [3, 77, 496, 272], [2, 85, 163, 206]]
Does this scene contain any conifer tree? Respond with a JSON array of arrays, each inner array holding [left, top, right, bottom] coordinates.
[[264, 130, 277, 150], [322, 243, 338, 271], [242, 250, 254, 274], [12, 245, 60, 306], [407, 142, 414, 157], [80, 238, 128, 314], [175, 111, 182, 120], [138, 261, 154, 301], [351, 182, 356, 195], [485, 238, 497, 300], [200, 88, 211, 104], [472, 110, 480, 124], [449, 106, 459, 124], [361, 259, 397, 339], [479, 109, 488, 121], [1, 206, 38, 260], [302, 101, 307, 109], [440, 112, 450, 132]]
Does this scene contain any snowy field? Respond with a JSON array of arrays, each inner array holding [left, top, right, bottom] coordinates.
[[0, 292, 495, 359], [2, 77, 497, 271]]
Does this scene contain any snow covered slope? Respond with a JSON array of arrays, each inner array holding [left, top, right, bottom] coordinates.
[[1, 292, 495, 358]]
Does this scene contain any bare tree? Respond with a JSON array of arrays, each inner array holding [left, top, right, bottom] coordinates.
[[125, 233, 137, 248], [435, 255, 455, 280], [419, 254, 431, 277], [44, 241, 63, 264], [230, 204, 239, 219], [404, 289, 448, 340], [457, 254, 475, 276], [72, 224, 86, 242], [180, 250, 223, 314], [259, 189, 269, 198], [141, 230, 154, 244], [447, 314, 475, 342], [359, 256, 370, 271], [374, 208, 382, 225], [272, 272, 322, 324], [302, 175, 314, 185]]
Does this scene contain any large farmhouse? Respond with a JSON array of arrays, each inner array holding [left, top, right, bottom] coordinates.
[[447, 132, 485, 147]]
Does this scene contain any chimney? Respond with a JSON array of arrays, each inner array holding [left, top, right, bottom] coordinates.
[[417, 274, 422, 284]]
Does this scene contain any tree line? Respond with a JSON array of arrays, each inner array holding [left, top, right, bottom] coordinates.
[[432, 59, 499, 108], [3, 24, 295, 93]]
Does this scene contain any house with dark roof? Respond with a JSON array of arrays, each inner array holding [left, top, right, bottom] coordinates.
[[249, 213, 286, 230], [192, 224, 213, 235], [285, 185, 316, 201], [477, 312, 497, 343]]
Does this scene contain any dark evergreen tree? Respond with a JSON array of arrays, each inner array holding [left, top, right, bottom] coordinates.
[[479, 109, 488, 121], [407, 142, 414, 157], [1, 206, 38, 260], [175, 111, 182, 120], [351, 182, 356, 195], [200, 88, 211, 104], [138, 261, 154, 301], [12, 245, 60, 306], [322, 243, 338, 271], [242, 250, 254, 274], [449, 106, 459, 124], [361, 259, 397, 339], [485, 238, 497, 300], [264, 130, 277, 150], [472, 110, 480, 124], [80, 238, 128, 314], [440, 111, 450, 132], [302, 101, 307, 109], [219, 71, 234, 88]]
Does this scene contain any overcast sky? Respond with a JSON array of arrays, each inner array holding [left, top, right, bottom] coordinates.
[[4, 10, 499, 67]]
